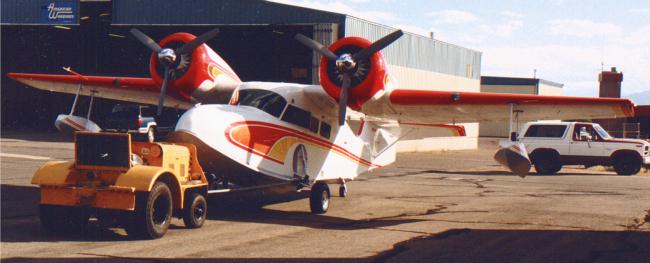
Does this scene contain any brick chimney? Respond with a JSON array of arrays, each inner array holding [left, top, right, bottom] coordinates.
[[596, 67, 625, 136], [599, 67, 623, 98]]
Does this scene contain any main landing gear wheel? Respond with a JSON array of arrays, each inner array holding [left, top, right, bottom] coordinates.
[[310, 182, 330, 214], [183, 193, 207, 228], [126, 181, 173, 239]]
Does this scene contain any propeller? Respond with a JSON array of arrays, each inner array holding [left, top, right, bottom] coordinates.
[[129, 28, 220, 116], [295, 30, 403, 126]]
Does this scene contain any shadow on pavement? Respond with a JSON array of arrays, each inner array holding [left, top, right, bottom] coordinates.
[[1, 184, 39, 218], [4, 229, 650, 263], [1, 129, 72, 143]]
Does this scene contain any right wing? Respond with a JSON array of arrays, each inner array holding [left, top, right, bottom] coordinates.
[[363, 89, 634, 123], [7, 73, 193, 109]]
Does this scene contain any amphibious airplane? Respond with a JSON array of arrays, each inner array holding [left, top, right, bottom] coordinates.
[[8, 28, 634, 213]]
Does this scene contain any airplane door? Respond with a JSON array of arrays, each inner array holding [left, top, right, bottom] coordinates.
[[569, 124, 604, 157]]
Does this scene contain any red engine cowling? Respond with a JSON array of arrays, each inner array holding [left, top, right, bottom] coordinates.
[[319, 37, 388, 111], [149, 33, 240, 103]]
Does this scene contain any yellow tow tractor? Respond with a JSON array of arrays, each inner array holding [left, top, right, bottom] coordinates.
[[32, 132, 208, 239]]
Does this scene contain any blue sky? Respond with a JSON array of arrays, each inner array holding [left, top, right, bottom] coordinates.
[[270, 0, 649, 100]]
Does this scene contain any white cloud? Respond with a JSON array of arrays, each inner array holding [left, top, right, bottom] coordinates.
[[500, 11, 525, 19], [478, 19, 523, 37], [480, 44, 649, 97], [428, 10, 478, 24], [547, 19, 623, 38], [628, 8, 649, 14]]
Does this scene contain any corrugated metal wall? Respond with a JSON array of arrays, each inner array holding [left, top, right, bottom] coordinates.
[[112, 0, 345, 25], [344, 17, 481, 80]]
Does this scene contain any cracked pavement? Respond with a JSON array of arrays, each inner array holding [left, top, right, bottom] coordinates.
[[2, 134, 649, 262]]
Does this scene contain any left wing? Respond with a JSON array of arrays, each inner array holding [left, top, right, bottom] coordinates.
[[7, 73, 193, 109], [363, 89, 635, 123]]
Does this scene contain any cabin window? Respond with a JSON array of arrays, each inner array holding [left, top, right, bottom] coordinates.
[[281, 105, 311, 129], [237, 89, 287, 118], [309, 117, 320, 133], [524, 125, 567, 138], [320, 122, 331, 139]]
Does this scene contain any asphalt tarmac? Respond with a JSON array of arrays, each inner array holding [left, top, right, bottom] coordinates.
[[1, 130, 649, 263]]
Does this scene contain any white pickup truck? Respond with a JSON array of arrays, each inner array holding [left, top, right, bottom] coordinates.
[[518, 121, 650, 175]]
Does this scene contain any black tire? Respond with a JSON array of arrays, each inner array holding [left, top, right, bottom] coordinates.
[[339, 185, 347, 198], [183, 193, 207, 228], [613, 154, 641, 175], [126, 182, 173, 239], [39, 205, 89, 234], [533, 152, 562, 175], [147, 127, 156, 143], [310, 182, 330, 214]]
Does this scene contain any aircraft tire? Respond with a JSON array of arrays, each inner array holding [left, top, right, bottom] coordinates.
[[126, 181, 173, 239], [183, 193, 207, 228], [310, 182, 330, 214]]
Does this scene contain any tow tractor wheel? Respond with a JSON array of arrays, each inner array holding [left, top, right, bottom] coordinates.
[[126, 181, 173, 239], [310, 182, 330, 214], [39, 204, 89, 234], [183, 193, 207, 228]]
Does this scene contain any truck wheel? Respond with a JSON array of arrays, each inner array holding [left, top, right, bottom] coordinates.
[[40, 205, 89, 234], [613, 154, 641, 175], [183, 193, 207, 228], [533, 152, 562, 175], [127, 182, 173, 239], [310, 182, 330, 214]]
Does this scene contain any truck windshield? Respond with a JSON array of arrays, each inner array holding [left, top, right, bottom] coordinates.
[[237, 89, 287, 118], [593, 124, 612, 139]]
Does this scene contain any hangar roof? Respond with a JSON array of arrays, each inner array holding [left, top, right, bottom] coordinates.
[[481, 76, 564, 88]]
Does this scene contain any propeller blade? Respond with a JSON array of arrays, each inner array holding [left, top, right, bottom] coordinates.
[[176, 28, 220, 55], [338, 74, 351, 126], [157, 68, 172, 116], [130, 28, 162, 53], [352, 30, 403, 61], [295, 34, 338, 61]]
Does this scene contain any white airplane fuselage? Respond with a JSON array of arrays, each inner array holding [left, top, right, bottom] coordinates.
[[168, 81, 396, 188]]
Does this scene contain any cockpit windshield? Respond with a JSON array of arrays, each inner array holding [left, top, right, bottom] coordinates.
[[593, 124, 612, 140], [237, 89, 287, 118]]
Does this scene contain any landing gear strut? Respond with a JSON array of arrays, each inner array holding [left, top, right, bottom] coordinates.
[[339, 180, 347, 198]]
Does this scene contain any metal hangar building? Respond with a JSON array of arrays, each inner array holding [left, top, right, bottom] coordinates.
[[1, 0, 482, 151]]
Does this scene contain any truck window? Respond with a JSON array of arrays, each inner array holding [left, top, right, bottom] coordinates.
[[524, 125, 567, 138], [573, 124, 601, 141], [237, 89, 287, 118]]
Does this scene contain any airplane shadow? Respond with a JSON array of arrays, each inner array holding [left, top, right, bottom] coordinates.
[[3, 228, 649, 263]]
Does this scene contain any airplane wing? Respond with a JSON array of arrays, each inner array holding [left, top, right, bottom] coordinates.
[[363, 89, 635, 123], [7, 73, 193, 109]]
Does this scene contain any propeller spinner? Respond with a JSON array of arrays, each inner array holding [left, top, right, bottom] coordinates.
[[130, 28, 220, 116], [296, 30, 403, 126]]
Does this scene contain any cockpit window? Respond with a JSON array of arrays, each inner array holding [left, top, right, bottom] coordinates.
[[237, 89, 287, 118]]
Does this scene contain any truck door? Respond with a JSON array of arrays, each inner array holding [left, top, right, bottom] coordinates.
[[569, 124, 604, 157]]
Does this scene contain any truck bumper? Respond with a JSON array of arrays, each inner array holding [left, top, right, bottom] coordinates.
[[643, 156, 650, 167], [40, 185, 136, 211]]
